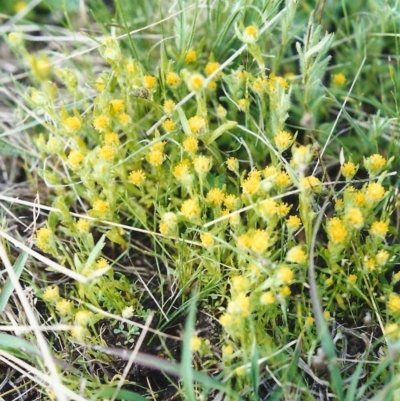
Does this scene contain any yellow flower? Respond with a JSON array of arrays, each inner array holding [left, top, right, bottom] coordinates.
[[147, 150, 165, 167], [237, 98, 248, 111], [388, 294, 400, 313], [166, 72, 181, 87], [263, 166, 277, 178], [188, 73, 205, 91], [277, 202, 291, 217], [207, 188, 225, 206], [231, 276, 248, 292], [200, 233, 214, 247], [143, 75, 157, 90], [56, 298, 73, 315], [205, 61, 220, 77], [207, 80, 217, 91], [226, 157, 239, 173], [181, 198, 200, 219], [237, 234, 251, 250], [182, 137, 198, 154], [345, 208, 364, 229], [128, 170, 146, 186], [376, 250, 390, 266], [42, 286, 60, 302], [348, 274, 357, 285], [190, 335, 202, 352], [341, 162, 358, 180], [280, 286, 291, 297], [324, 311, 331, 320], [224, 194, 238, 210], [327, 217, 348, 243], [260, 291, 275, 305], [68, 150, 84, 167], [122, 306, 135, 319], [228, 292, 250, 317], [93, 200, 108, 214], [250, 229, 269, 253], [364, 154, 387, 176], [163, 99, 175, 115], [118, 113, 131, 125], [332, 73, 346, 85], [162, 119, 176, 132], [75, 310, 92, 326], [277, 266, 294, 285], [241, 172, 261, 195], [363, 256, 376, 272], [385, 323, 400, 339], [370, 221, 388, 238], [286, 246, 307, 264], [104, 132, 120, 146], [275, 171, 291, 189], [36, 227, 52, 253], [274, 130, 293, 152], [291, 145, 313, 168], [188, 115, 206, 134], [76, 219, 90, 232], [64, 116, 82, 133], [366, 182, 385, 202], [110, 99, 125, 113], [302, 176, 322, 191], [257, 199, 278, 220], [223, 345, 233, 355], [243, 25, 259, 43], [185, 49, 197, 64], [93, 115, 109, 132], [286, 215, 302, 232], [306, 316, 314, 326], [219, 313, 232, 327], [193, 155, 212, 176], [96, 257, 109, 269], [95, 75, 106, 91], [98, 145, 115, 162]]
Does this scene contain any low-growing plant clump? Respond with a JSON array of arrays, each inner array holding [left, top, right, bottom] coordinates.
[[1, 0, 400, 400]]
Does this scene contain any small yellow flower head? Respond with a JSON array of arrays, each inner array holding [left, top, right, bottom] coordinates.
[[363, 256, 376, 272], [231, 276, 248, 292], [306, 316, 314, 326], [260, 291, 275, 305], [207, 80, 217, 91], [286, 215, 302, 233], [353, 191, 367, 207], [226, 157, 239, 173], [324, 311, 331, 320], [286, 246, 307, 264], [364, 154, 387, 177], [223, 344, 234, 355], [275, 171, 291, 189], [229, 213, 241, 226], [56, 298, 73, 315], [193, 155, 212, 176], [237, 233, 251, 250], [341, 162, 358, 180], [75, 310, 93, 326], [68, 150, 84, 167], [110, 99, 125, 113], [103, 132, 119, 146], [173, 160, 193, 187], [277, 202, 291, 218], [42, 286, 60, 303], [370, 221, 388, 239], [128, 170, 146, 186], [345, 207, 364, 229], [280, 286, 291, 297], [243, 25, 259, 44], [143, 75, 157, 90], [102, 39, 121, 63], [70, 325, 85, 341], [185, 49, 197, 64], [118, 113, 131, 125], [98, 145, 115, 162], [327, 217, 348, 243], [219, 313, 232, 327], [200, 233, 214, 247], [122, 306, 135, 319], [205, 61, 220, 77], [277, 266, 294, 285], [366, 182, 386, 202], [250, 229, 269, 253], [188, 115, 206, 134], [228, 292, 250, 317], [162, 119, 176, 132], [29, 89, 49, 106], [252, 77, 267, 94], [235, 366, 246, 376], [181, 198, 200, 219], [257, 198, 278, 220], [207, 188, 225, 206], [302, 176, 322, 192], [332, 73, 346, 85], [388, 294, 400, 313], [274, 130, 293, 152], [224, 194, 238, 210], [36, 227, 52, 253], [93, 115, 109, 133], [166, 71, 181, 87], [263, 165, 277, 178], [93, 200, 108, 214], [8, 31, 24, 47], [76, 218, 90, 233], [376, 250, 390, 266], [95, 75, 106, 91], [64, 116, 82, 133], [147, 150, 165, 167], [269, 75, 289, 90], [217, 105, 227, 119], [385, 323, 400, 339], [96, 257, 109, 270], [348, 274, 357, 285], [163, 99, 175, 115], [325, 277, 334, 287], [241, 172, 261, 195], [182, 137, 198, 154], [159, 212, 178, 235], [188, 73, 205, 92], [190, 335, 202, 352]]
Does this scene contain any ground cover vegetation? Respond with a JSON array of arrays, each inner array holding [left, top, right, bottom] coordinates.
[[0, 0, 400, 400]]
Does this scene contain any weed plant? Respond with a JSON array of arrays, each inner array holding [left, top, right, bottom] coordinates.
[[1, 0, 400, 400]]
